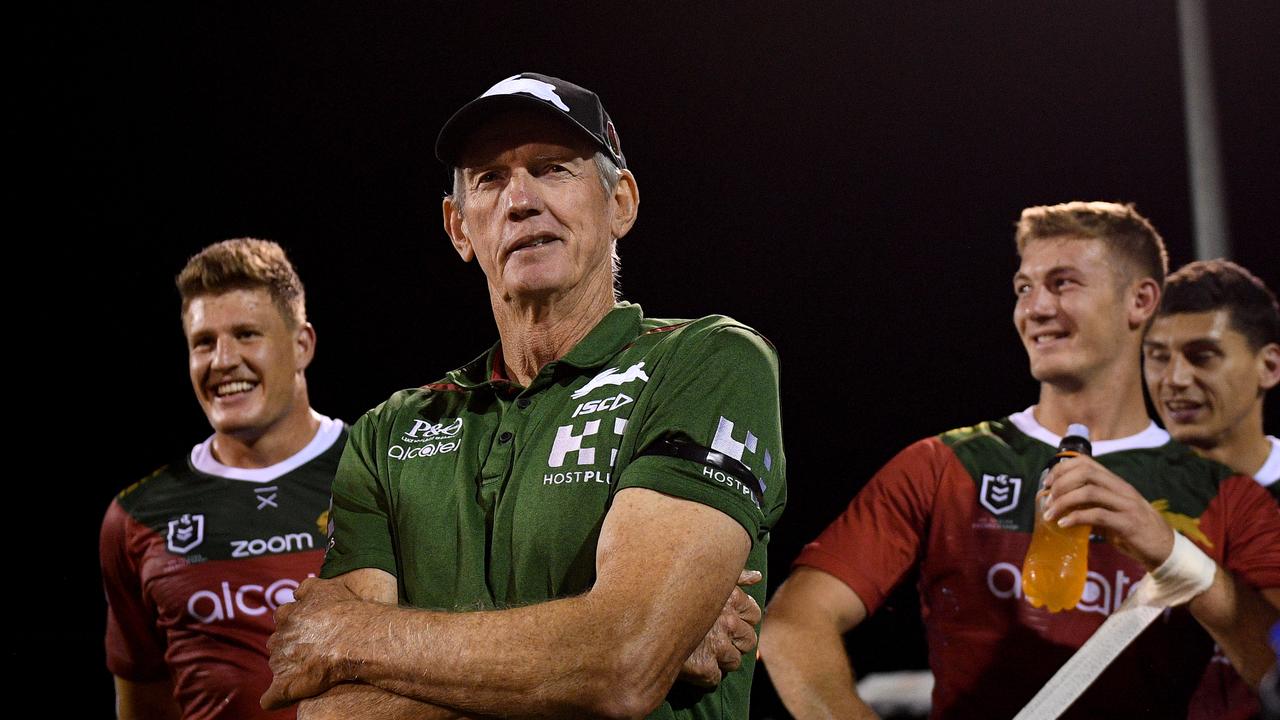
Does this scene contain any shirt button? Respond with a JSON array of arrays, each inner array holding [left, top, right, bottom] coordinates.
[[516, 397, 531, 409], [499, 431, 514, 444]]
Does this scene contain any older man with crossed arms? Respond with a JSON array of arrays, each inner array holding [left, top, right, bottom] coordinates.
[[260, 73, 787, 719]]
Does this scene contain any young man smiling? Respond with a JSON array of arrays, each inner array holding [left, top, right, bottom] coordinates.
[[761, 202, 1280, 719], [1144, 259, 1280, 495], [1143, 259, 1280, 719], [101, 239, 344, 719]]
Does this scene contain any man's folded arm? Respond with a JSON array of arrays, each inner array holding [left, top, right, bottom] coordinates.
[[264, 486, 751, 720], [285, 568, 467, 720]]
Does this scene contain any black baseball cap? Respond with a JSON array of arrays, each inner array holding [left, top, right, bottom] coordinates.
[[435, 72, 626, 169]]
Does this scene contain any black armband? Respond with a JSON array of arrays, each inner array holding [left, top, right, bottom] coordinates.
[[637, 438, 764, 508]]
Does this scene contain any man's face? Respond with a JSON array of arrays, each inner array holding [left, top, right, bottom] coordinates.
[[443, 111, 635, 303], [184, 288, 312, 441], [1013, 238, 1142, 386], [1144, 309, 1269, 449]]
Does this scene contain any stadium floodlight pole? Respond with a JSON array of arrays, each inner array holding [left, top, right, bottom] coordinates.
[[1177, 0, 1231, 260]]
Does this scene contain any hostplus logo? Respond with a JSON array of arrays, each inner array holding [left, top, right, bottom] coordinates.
[[710, 416, 773, 476], [389, 417, 463, 460], [544, 362, 648, 486], [544, 417, 629, 486], [707, 416, 773, 507]]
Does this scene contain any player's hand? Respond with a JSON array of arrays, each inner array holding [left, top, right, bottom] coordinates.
[[261, 576, 369, 710], [678, 569, 763, 688], [1042, 455, 1175, 571]]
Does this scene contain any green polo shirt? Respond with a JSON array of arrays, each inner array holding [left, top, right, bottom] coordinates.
[[323, 302, 786, 719]]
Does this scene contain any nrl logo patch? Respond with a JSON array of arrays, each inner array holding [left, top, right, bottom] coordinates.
[[979, 474, 1022, 516], [167, 513, 205, 554]]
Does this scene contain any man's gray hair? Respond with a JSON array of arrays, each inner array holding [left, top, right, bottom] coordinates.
[[449, 151, 624, 298]]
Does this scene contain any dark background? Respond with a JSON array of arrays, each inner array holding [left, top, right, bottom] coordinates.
[[29, 2, 1277, 715]]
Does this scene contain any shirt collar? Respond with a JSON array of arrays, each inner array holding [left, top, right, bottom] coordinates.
[[445, 302, 644, 389], [558, 302, 643, 370], [1008, 405, 1170, 456], [190, 412, 343, 483], [1254, 436, 1280, 486]]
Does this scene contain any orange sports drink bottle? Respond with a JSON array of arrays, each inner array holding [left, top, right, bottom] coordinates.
[[1022, 423, 1093, 612]]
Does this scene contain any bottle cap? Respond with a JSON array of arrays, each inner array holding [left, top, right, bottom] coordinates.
[[1066, 423, 1091, 441]]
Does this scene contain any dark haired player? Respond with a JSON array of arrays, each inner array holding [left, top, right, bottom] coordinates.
[[1144, 258, 1280, 719]]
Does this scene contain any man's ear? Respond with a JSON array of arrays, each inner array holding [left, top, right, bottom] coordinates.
[[609, 169, 640, 240], [1128, 277, 1161, 330], [443, 195, 474, 262], [294, 322, 317, 372], [1257, 342, 1280, 392]]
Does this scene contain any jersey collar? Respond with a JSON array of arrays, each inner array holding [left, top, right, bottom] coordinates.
[[1008, 406, 1170, 456], [1254, 436, 1280, 487], [190, 412, 343, 483], [558, 302, 643, 370], [447, 302, 644, 390]]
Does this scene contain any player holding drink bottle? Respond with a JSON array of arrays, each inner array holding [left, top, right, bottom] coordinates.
[[1022, 424, 1093, 612], [760, 201, 1280, 719]]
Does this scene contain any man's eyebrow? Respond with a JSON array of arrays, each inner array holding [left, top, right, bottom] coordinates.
[[1143, 336, 1222, 349], [1181, 337, 1222, 349], [532, 152, 582, 163], [462, 163, 499, 175], [1014, 263, 1080, 278]]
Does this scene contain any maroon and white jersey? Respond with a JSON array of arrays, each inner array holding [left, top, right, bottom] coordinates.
[[795, 409, 1280, 719], [1188, 434, 1280, 720], [101, 416, 345, 719]]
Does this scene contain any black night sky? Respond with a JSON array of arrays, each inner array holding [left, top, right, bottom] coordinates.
[[28, 2, 1277, 715]]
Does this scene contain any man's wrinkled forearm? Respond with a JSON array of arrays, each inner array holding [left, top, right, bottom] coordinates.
[[273, 490, 751, 719], [297, 683, 469, 720], [347, 496, 746, 719], [335, 592, 674, 718]]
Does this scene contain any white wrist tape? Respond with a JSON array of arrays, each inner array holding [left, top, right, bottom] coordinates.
[[1134, 532, 1217, 607]]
